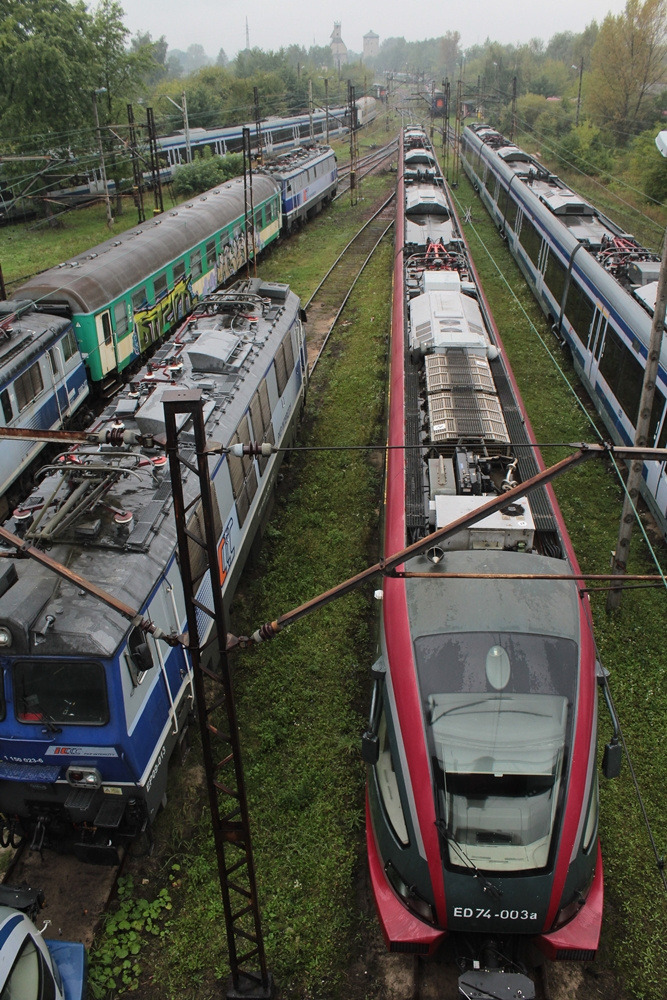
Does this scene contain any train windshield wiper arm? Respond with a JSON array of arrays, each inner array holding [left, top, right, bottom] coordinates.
[[435, 819, 503, 899]]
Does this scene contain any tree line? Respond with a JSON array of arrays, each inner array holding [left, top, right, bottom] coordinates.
[[1, 0, 666, 213]]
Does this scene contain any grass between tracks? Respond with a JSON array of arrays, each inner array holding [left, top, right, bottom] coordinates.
[[452, 170, 667, 1000], [88, 178, 395, 999]]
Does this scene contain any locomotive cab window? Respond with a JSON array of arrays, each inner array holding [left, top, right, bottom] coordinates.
[[14, 660, 108, 725], [61, 328, 78, 363], [416, 631, 576, 873]]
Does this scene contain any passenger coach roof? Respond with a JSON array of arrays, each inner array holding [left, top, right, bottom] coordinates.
[[14, 175, 279, 315]]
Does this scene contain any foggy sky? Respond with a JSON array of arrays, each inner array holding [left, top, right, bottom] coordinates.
[[117, 1, 630, 61]]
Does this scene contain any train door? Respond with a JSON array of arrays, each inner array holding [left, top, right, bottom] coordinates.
[[585, 306, 607, 384], [94, 309, 117, 377]]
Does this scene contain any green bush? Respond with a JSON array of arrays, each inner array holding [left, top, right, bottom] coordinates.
[[171, 151, 244, 197]]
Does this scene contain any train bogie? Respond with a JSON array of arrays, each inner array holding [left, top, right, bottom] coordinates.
[[0, 278, 307, 859]]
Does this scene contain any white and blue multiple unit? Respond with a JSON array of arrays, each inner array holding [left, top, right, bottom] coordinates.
[[0, 277, 307, 863], [0, 302, 89, 512], [461, 123, 667, 539]]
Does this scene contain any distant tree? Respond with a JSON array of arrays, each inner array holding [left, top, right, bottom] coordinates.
[[552, 121, 615, 174], [586, 0, 667, 142], [627, 126, 667, 199], [0, 0, 97, 147], [130, 31, 168, 84], [216, 48, 229, 67]]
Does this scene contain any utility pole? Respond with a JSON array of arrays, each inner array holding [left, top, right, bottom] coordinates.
[[511, 76, 518, 142], [146, 107, 164, 216], [607, 149, 667, 611], [348, 82, 359, 206], [325, 77, 329, 144], [576, 57, 584, 127], [242, 128, 256, 278], [127, 103, 146, 224], [253, 86, 263, 165], [92, 87, 113, 227], [165, 92, 191, 164], [308, 80, 314, 141]]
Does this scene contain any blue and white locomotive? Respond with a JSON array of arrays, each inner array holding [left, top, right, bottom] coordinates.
[[0, 301, 89, 517], [0, 277, 307, 860], [260, 144, 338, 231], [461, 124, 667, 539]]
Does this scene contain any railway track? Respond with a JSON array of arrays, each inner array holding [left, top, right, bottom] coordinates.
[[305, 193, 395, 373], [334, 138, 399, 199], [2, 839, 122, 947]]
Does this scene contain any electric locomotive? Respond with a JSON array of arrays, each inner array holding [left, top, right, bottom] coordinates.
[[0, 277, 307, 861], [364, 128, 604, 992], [461, 123, 667, 541]]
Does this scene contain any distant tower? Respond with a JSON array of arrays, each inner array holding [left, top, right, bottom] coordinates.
[[245, 17, 250, 50], [330, 22, 348, 72], [363, 30, 379, 62]]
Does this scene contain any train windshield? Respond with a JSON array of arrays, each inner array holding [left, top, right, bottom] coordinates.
[[415, 632, 577, 873], [13, 661, 108, 726]]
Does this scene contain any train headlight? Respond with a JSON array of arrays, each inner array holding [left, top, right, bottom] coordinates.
[[384, 860, 437, 925], [66, 766, 102, 789], [0, 627, 12, 648]]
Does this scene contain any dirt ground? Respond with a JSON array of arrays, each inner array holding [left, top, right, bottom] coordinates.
[[6, 848, 117, 948]]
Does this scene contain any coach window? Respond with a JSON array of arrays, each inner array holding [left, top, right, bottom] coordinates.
[[14, 363, 44, 413], [1, 388, 13, 423], [598, 327, 644, 425], [254, 209, 263, 229], [173, 261, 186, 283], [544, 249, 567, 306], [650, 389, 666, 446], [205, 239, 217, 267], [114, 300, 129, 337], [154, 273, 168, 301], [504, 194, 519, 232], [190, 249, 203, 279], [132, 287, 147, 312], [565, 280, 595, 344], [228, 416, 258, 527], [14, 660, 108, 725], [518, 215, 542, 268]]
